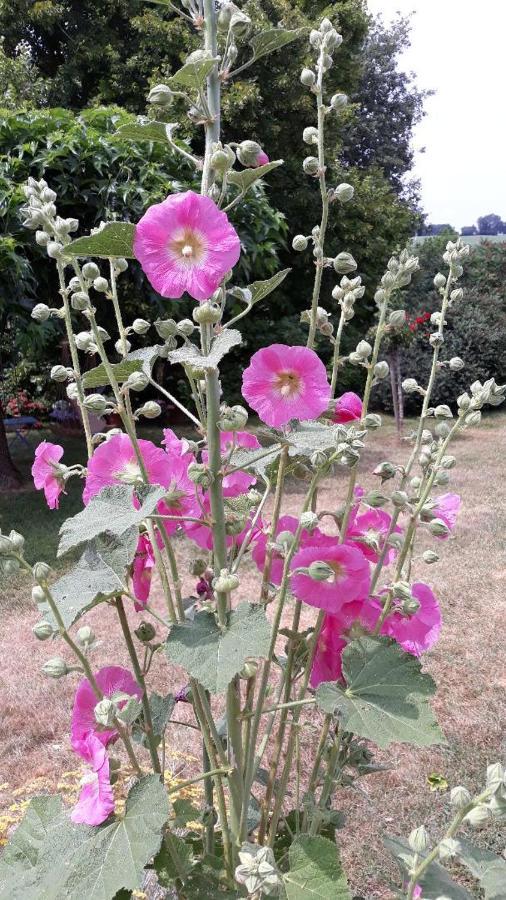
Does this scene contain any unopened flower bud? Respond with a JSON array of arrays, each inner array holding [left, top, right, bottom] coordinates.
[[115, 338, 131, 355], [51, 364, 70, 383], [71, 291, 90, 311], [449, 357, 464, 371], [240, 661, 258, 679], [333, 251, 357, 274], [309, 29, 321, 48], [450, 288, 463, 303], [276, 530, 296, 549], [137, 400, 161, 419], [191, 558, 208, 577], [300, 68, 316, 86], [292, 234, 308, 252], [307, 560, 334, 582], [236, 140, 262, 167], [434, 273, 446, 289], [364, 413, 381, 429], [82, 262, 100, 280], [303, 156, 319, 175], [299, 511, 319, 531], [32, 303, 51, 322], [75, 331, 93, 351], [35, 230, 50, 246], [42, 657, 69, 678], [113, 258, 128, 273], [126, 371, 149, 392], [131, 318, 150, 335], [135, 621, 157, 643], [374, 460, 396, 481], [77, 625, 95, 646], [364, 490, 388, 508], [388, 309, 406, 328], [374, 361, 389, 380], [423, 550, 439, 564], [464, 804, 492, 827], [33, 561, 51, 581], [334, 183, 354, 203], [67, 383, 79, 401], [218, 404, 248, 431], [93, 276, 109, 293], [148, 83, 174, 106], [84, 393, 109, 413], [428, 518, 450, 537], [402, 597, 421, 616], [330, 92, 348, 112], [391, 490, 409, 508], [402, 378, 419, 394], [302, 126, 319, 145], [94, 698, 117, 727], [193, 301, 221, 324], [465, 410, 481, 427], [32, 584, 46, 603], [392, 581, 412, 602], [356, 340, 372, 359], [213, 568, 240, 593], [8, 530, 24, 551], [408, 826, 430, 853], [434, 404, 453, 419], [323, 28, 342, 50], [450, 785, 472, 807], [439, 838, 461, 860], [46, 241, 64, 260], [429, 332, 444, 348], [319, 17, 333, 32], [33, 621, 54, 641], [187, 462, 212, 487]]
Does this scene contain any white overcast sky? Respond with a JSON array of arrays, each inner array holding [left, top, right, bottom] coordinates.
[[366, 0, 506, 228]]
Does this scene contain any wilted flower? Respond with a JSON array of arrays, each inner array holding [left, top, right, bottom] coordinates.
[[71, 733, 114, 826], [31, 441, 65, 509], [333, 391, 363, 424]]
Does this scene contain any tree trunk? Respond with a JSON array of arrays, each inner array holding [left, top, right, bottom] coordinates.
[[0, 397, 23, 490]]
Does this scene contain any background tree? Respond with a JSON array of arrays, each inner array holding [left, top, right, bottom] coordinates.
[[477, 213, 504, 235]]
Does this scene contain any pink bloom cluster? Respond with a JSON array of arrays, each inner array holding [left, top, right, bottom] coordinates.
[[31, 441, 65, 509], [71, 666, 141, 825]]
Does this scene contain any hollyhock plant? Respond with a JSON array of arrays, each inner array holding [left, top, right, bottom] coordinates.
[[220, 430, 261, 496], [185, 495, 261, 551], [83, 433, 171, 504], [132, 534, 156, 610], [71, 733, 114, 826], [291, 538, 371, 613], [31, 441, 65, 509], [251, 514, 322, 585], [432, 493, 461, 537], [242, 344, 331, 428], [348, 508, 402, 563], [333, 391, 363, 424], [133, 190, 241, 301], [71, 666, 142, 749], [157, 455, 202, 535]]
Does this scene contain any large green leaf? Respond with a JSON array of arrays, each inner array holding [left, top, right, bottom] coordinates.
[[249, 28, 306, 63], [0, 777, 169, 900], [456, 838, 506, 900], [167, 329, 242, 371], [315, 637, 444, 748], [384, 836, 472, 900], [65, 222, 135, 259], [287, 423, 344, 458], [153, 836, 194, 886], [283, 835, 351, 899], [126, 345, 162, 377], [165, 602, 271, 693], [115, 119, 169, 144], [167, 56, 219, 92], [227, 160, 283, 192], [58, 484, 166, 557], [83, 359, 143, 389], [241, 268, 291, 307], [41, 529, 137, 629], [229, 444, 282, 480]]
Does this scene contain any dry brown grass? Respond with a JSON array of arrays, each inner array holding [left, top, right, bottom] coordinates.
[[1, 413, 505, 895]]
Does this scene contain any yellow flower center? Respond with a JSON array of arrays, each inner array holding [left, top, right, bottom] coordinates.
[[273, 369, 302, 398], [329, 561, 344, 581], [168, 227, 206, 266]]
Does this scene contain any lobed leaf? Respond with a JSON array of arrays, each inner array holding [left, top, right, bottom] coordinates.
[[82, 359, 143, 389], [126, 344, 162, 377], [284, 835, 351, 899], [247, 268, 291, 306], [58, 484, 166, 557], [384, 836, 472, 900], [65, 222, 135, 259], [249, 27, 306, 63], [456, 838, 506, 900], [167, 329, 242, 371], [41, 529, 138, 630], [229, 444, 282, 480], [0, 777, 169, 900], [115, 119, 170, 144], [316, 637, 445, 748], [165, 602, 271, 693], [286, 422, 342, 457], [167, 56, 219, 92], [227, 160, 283, 193]]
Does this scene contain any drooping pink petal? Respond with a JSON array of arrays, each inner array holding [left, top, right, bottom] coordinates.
[[134, 191, 241, 301], [71, 733, 114, 826], [291, 540, 371, 613], [162, 428, 194, 462], [31, 441, 64, 509], [132, 534, 156, 610], [242, 344, 331, 428], [432, 493, 461, 538], [333, 392, 363, 424], [310, 600, 369, 688], [71, 666, 142, 748]]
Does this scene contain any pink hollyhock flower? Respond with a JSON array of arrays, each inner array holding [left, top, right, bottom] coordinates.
[[251, 514, 322, 585], [31, 441, 65, 509], [133, 190, 241, 301], [310, 600, 368, 688], [162, 428, 194, 462], [432, 492, 461, 537], [333, 391, 363, 424], [291, 539, 371, 613], [132, 534, 156, 610], [71, 666, 142, 749], [83, 433, 171, 504], [71, 733, 114, 826], [347, 508, 401, 563], [242, 344, 331, 428], [219, 430, 261, 497], [157, 454, 201, 535], [362, 583, 441, 657], [185, 495, 261, 552]]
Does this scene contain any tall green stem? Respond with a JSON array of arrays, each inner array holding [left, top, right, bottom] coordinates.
[[307, 52, 329, 350]]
